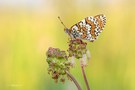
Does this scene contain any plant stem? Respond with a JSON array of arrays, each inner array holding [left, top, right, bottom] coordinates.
[[81, 66, 90, 90], [66, 71, 82, 90]]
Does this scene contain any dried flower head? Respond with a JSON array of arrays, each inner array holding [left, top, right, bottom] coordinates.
[[67, 39, 91, 67], [68, 39, 87, 58], [46, 47, 72, 83]]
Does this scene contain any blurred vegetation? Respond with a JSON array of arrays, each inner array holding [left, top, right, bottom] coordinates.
[[0, 0, 135, 90]]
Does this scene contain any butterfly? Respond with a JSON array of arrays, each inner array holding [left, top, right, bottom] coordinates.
[[58, 14, 106, 42]]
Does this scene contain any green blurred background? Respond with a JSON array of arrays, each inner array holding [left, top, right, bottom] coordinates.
[[0, 0, 135, 90]]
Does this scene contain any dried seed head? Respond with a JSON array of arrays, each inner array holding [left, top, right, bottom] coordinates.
[[67, 39, 90, 67], [46, 47, 72, 83]]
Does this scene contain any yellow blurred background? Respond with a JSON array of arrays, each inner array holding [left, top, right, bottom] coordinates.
[[0, 0, 135, 90]]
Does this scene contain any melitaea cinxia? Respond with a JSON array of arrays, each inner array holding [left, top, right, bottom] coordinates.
[[58, 14, 106, 42]]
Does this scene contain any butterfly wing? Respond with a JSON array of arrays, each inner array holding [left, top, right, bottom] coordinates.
[[94, 14, 106, 31], [68, 14, 106, 42]]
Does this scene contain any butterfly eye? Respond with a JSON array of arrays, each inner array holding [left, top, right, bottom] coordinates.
[[64, 28, 69, 33]]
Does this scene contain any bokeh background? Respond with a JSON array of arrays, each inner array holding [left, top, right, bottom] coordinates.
[[0, 0, 135, 90]]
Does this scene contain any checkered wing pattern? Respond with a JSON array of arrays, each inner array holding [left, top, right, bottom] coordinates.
[[68, 14, 106, 42]]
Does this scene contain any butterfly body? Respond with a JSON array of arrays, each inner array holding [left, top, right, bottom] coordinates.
[[64, 14, 106, 42]]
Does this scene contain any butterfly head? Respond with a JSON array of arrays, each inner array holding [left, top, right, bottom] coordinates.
[[64, 28, 69, 34]]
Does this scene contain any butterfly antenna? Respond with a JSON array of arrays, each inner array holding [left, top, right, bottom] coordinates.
[[58, 16, 67, 29]]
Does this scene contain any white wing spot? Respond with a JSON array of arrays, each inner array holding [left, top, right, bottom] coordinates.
[[72, 25, 78, 31]]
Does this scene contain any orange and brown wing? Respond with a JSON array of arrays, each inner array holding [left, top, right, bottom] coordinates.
[[68, 14, 106, 42]]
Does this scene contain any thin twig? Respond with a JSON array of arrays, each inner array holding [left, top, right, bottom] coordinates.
[[66, 71, 82, 90], [81, 66, 90, 90]]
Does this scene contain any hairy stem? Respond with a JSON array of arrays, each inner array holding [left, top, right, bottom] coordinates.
[[81, 66, 90, 90], [66, 71, 82, 90]]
